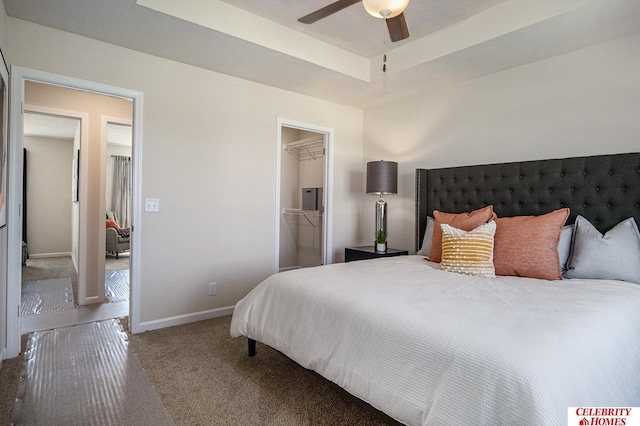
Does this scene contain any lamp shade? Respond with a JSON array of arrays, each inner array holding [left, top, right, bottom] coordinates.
[[362, 0, 410, 19], [366, 160, 398, 195]]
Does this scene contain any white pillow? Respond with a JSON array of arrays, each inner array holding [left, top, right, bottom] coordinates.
[[558, 224, 573, 271], [564, 216, 640, 284], [417, 217, 434, 257]]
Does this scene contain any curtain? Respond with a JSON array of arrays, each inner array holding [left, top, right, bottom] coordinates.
[[112, 155, 131, 228]]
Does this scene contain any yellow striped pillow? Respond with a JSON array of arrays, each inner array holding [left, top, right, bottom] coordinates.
[[440, 221, 496, 278]]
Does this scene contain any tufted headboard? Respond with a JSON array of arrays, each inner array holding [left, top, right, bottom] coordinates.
[[415, 152, 640, 252]]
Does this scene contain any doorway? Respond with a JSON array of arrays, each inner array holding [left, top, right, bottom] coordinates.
[[275, 118, 334, 273], [21, 110, 81, 320], [5, 67, 144, 358], [18, 84, 132, 332]]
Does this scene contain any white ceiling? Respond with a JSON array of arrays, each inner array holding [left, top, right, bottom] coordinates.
[[218, 0, 509, 58], [4, 0, 640, 109]]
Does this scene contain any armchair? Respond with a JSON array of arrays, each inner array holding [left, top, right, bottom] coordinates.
[[106, 211, 130, 259]]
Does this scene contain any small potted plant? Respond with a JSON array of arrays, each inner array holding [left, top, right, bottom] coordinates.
[[375, 229, 387, 253]]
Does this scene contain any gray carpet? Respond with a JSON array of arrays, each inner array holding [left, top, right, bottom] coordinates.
[[13, 319, 174, 426], [128, 316, 397, 425], [21, 278, 74, 316], [3, 316, 397, 425]]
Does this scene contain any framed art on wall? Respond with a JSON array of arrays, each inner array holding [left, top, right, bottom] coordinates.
[[72, 149, 79, 202]]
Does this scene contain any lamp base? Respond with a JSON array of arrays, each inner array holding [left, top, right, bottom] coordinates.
[[375, 242, 387, 253]]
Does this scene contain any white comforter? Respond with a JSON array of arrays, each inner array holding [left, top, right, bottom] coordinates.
[[230, 256, 640, 426]]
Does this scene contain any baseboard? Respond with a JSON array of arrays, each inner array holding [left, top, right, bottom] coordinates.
[[29, 252, 72, 259], [279, 265, 301, 272], [135, 305, 235, 333]]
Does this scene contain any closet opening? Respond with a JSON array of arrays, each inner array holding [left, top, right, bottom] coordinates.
[[276, 119, 333, 273]]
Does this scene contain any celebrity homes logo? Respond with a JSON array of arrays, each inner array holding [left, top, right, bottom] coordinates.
[[568, 407, 640, 425]]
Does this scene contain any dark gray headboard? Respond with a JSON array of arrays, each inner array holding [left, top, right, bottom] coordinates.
[[416, 152, 640, 252]]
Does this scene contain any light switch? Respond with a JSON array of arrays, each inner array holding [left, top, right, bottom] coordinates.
[[145, 198, 159, 212]]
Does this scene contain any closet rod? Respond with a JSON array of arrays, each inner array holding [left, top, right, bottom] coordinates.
[[284, 135, 324, 149]]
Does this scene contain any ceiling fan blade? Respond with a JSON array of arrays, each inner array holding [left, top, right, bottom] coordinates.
[[298, 0, 362, 24], [386, 13, 410, 42]]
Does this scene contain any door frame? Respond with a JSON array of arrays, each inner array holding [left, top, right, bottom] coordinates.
[[6, 66, 144, 358], [275, 117, 334, 273]]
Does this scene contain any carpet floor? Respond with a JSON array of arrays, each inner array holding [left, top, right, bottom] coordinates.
[[2, 315, 398, 425], [127, 315, 397, 425]]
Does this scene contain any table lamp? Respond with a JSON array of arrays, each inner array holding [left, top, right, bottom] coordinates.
[[366, 160, 398, 252]]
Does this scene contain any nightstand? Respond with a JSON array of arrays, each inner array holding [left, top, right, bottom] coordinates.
[[344, 246, 409, 262]]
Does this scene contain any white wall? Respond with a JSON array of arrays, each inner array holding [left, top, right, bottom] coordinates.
[[362, 32, 640, 253], [23, 135, 73, 256], [6, 18, 364, 326]]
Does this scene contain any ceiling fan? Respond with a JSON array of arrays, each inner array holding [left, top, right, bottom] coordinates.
[[298, 0, 410, 42]]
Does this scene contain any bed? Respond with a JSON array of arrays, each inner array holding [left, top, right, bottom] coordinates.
[[230, 152, 640, 426]]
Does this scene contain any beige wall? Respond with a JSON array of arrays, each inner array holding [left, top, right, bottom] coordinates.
[[6, 18, 364, 325], [23, 135, 73, 256], [362, 32, 640, 253]]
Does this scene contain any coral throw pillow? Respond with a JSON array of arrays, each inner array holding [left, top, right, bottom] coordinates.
[[106, 218, 121, 232], [493, 208, 570, 280], [429, 205, 496, 263]]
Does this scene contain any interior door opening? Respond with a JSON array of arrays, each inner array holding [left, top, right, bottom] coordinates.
[[18, 83, 133, 332], [276, 119, 334, 274], [6, 67, 144, 358]]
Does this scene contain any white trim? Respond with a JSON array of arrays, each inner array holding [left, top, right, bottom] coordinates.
[[129, 92, 143, 334], [6, 66, 144, 358], [275, 118, 334, 274], [28, 252, 72, 259], [137, 305, 235, 332]]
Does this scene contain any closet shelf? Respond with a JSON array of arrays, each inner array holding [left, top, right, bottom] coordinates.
[[284, 136, 325, 161], [283, 208, 323, 227]]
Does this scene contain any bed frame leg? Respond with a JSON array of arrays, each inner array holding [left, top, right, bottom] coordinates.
[[248, 338, 256, 357]]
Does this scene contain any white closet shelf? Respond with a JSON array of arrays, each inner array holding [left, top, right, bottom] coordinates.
[[283, 209, 323, 227], [284, 135, 325, 161]]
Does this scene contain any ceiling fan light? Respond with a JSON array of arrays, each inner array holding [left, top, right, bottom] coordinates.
[[362, 0, 409, 19]]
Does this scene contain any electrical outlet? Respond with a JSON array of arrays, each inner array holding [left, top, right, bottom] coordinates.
[[145, 198, 160, 212], [208, 283, 217, 296]]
